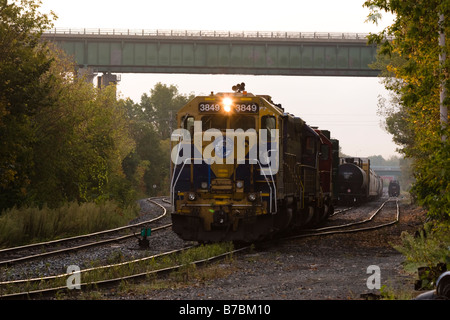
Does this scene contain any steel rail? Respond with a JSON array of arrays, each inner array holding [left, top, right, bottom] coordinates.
[[304, 199, 390, 233], [0, 245, 250, 299], [0, 241, 193, 286], [329, 206, 353, 217], [0, 223, 172, 268], [0, 198, 170, 267], [0, 197, 168, 254], [288, 198, 399, 240]]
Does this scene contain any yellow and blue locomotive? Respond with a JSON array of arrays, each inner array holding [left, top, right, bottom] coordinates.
[[170, 84, 339, 242]]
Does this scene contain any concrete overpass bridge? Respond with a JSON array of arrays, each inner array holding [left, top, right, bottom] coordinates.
[[42, 28, 381, 82]]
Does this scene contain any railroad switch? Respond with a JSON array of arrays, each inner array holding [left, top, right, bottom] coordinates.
[[138, 227, 151, 248]]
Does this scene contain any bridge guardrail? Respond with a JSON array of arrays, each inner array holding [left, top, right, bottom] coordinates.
[[43, 28, 385, 41]]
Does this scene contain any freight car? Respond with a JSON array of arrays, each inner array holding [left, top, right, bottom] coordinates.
[[337, 157, 383, 205], [388, 180, 400, 197], [170, 84, 339, 242]]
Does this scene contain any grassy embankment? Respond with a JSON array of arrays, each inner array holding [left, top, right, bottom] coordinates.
[[0, 201, 139, 248]]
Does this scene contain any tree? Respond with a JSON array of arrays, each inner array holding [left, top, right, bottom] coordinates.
[[0, 1, 136, 210], [140, 83, 193, 139], [364, 0, 450, 219], [0, 0, 55, 209], [122, 95, 169, 197], [121, 83, 193, 196], [6, 43, 137, 208]]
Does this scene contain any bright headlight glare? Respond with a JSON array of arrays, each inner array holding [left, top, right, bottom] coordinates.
[[222, 97, 233, 112], [247, 193, 257, 201]]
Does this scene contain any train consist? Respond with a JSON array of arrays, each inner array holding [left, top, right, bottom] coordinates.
[[337, 157, 383, 204], [388, 180, 400, 197], [170, 84, 382, 243]]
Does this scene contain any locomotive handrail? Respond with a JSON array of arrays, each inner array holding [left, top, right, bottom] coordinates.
[[170, 158, 189, 210], [170, 139, 182, 210], [264, 153, 278, 214], [297, 164, 317, 170], [251, 158, 277, 214], [295, 163, 305, 209], [170, 129, 194, 211]]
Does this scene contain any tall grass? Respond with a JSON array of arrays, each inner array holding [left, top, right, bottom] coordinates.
[[0, 201, 139, 247]]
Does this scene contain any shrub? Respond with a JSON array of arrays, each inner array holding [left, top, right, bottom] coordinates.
[[395, 221, 450, 272]]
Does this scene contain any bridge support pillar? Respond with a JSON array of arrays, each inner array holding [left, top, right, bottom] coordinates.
[[77, 67, 96, 84], [97, 72, 121, 88]]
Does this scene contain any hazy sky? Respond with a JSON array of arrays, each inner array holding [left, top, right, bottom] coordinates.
[[39, 0, 399, 159]]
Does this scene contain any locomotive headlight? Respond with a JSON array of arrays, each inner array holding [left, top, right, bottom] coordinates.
[[247, 193, 257, 202], [222, 97, 233, 112], [236, 181, 244, 189], [188, 192, 196, 201], [201, 181, 208, 189]]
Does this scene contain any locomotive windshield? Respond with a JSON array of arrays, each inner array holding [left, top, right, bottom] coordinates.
[[201, 115, 256, 131], [230, 115, 255, 130], [201, 115, 228, 131]]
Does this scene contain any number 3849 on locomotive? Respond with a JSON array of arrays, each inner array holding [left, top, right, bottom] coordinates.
[[170, 84, 339, 243]]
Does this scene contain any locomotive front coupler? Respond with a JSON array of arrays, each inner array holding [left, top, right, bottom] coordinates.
[[212, 206, 230, 227]]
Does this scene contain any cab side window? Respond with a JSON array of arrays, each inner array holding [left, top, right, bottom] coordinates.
[[182, 116, 195, 140], [261, 115, 276, 141], [305, 136, 316, 155]]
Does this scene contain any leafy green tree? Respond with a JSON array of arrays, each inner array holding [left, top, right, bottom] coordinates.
[[364, 0, 449, 219], [121, 96, 168, 197], [0, 0, 55, 209], [19, 44, 135, 208], [0, 0, 136, 210], [121, 83, 193, 196], [140, 83, 193, 139]]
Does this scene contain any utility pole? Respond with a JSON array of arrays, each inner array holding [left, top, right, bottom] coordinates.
[[439, 13, 447, 141]]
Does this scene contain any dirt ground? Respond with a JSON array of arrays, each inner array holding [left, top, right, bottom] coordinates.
[[116, 198, 427, 301]]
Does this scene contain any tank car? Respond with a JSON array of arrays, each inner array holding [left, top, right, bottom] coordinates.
[[337, 157, 382, 204], [388, 180, 400, 197], [369, 168, 383, 200], [170, 84, 339, 242]]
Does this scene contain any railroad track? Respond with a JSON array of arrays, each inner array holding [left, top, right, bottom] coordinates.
[[0, 197, 171, 267], [0, 197, 400, 299], [329, 206, 353, 217], [0, 196, 182, 298], [0, 242, 250, 299], [289, 198, 400, 240]]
